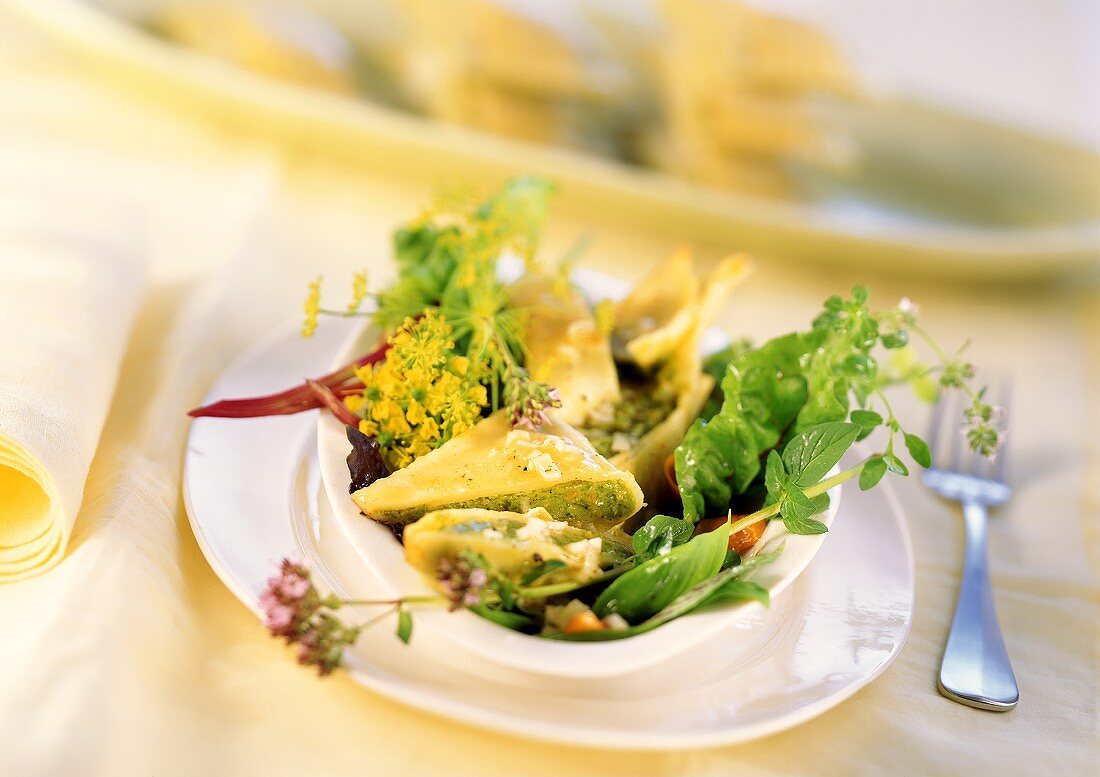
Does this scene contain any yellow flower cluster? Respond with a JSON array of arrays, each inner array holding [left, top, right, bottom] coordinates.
[[345, 312, 488, 470], [346, 270, 369, 314], [301, 276, 322, 338]]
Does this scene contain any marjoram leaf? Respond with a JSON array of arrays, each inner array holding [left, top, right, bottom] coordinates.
[[782, 422, 859, 487], [904, 433, 932, 468]]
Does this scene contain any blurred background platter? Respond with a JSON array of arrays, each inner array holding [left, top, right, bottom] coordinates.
[[12, 0, 1099, 278]]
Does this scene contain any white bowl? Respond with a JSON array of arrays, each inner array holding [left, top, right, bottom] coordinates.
[[317, 271, 842, 678]]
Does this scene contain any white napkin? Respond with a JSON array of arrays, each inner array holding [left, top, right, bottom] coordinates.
[[0, 189, 147, 580]]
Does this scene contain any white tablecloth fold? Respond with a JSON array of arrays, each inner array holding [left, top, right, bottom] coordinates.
[[0, 190, 147, 580]]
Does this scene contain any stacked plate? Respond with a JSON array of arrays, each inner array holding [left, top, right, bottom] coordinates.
[[12, 0, 1100, 277]]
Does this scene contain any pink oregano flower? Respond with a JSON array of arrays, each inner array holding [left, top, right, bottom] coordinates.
[[259, 559, 360, 675], [259, 555, 494, 675]]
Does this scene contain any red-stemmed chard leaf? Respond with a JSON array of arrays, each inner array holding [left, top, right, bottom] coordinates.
[[306, 379, 360, 427], [187, 341, 388, 419]]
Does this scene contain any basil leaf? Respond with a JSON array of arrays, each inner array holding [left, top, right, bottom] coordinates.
[[721, 548, 742, 570], [555, 546, 784, 641], [850, 409, 883, 441], [594, 520, 730, 623], [675, 332, 817, 521], [496, 578, 517, 610], [700, 579, 770, 609], [469, 605, 538, 633], [782, 515, 829, 535], [781, 422, 859, 487], [781, 483, 818, 522], [674, 287, 892, 521], [904, 433, 932, 468], [631, 514, 694, 559], [395, 608, 413, 644], [780, 484, 829, 534], [519, 559, 567, 586], [764, 449, 786, 504], [860, 456, 887, 490]]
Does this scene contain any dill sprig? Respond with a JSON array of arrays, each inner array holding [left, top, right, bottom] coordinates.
[[303, 177, 564, 464]]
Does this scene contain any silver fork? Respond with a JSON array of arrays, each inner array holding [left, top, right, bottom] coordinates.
[[923, 384, 1019, 711]]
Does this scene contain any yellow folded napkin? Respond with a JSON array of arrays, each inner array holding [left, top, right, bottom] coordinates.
[[0, 189, 146, 580]]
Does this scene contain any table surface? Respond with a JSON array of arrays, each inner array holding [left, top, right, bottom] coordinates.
[[0, 12, 1096, 776]]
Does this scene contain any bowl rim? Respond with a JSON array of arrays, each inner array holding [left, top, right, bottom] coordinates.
[[316, 270, 845, 678]]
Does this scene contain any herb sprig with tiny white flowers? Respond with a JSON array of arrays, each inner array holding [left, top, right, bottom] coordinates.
[[676, 286, 1001, 538]]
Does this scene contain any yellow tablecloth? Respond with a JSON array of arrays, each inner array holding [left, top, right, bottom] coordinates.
[[0, 23, 1096, 777]]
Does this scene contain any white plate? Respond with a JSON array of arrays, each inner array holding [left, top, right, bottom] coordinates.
[[317, 269, 841, 678], [183, 317, 915, 750]]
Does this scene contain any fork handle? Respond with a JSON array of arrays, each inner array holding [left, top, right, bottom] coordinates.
[[938, 500, 1019, 710]]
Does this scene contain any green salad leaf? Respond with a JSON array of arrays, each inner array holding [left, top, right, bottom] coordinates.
[[675, 332, 814, 521], [470, 604, 539, 633], [699, 341, 751, 420], [594, 519, 730, 623], [675, 287, 914, 522], [782, 422, 859, 488], [555, 545, 782, 641], [631, 514, 695, 559], [519, 559, 568, 586]]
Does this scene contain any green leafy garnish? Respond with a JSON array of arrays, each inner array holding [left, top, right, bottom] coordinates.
[[554, 546, 781, 641], [675, 287, 997, 522], [519, 559, 568, 586], [594, 518, 729, 623], [631, 514, 695, 559], [469, 604, 539, 633], [395, 607, 413, 644], [675, 332, 815, 522]]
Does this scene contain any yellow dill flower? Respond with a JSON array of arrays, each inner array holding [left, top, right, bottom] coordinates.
[[405, 400, 427, 425], [467, 383, 488, 407], [347, 270, 369, 313], [391, 448, 414, 470], [407, 438, 433, 459], [381, 412, 412, 437], [372, 366, 405, 400], [417, 417, 440, 442], [343, 394, 367, 416], [390, 311, 452, 373], [354, 364, 375, 385], [594, 299, 616, 336], [448, 355, 470, 376], [346, 311, 489, 471], [301, 276, 322, 338]]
